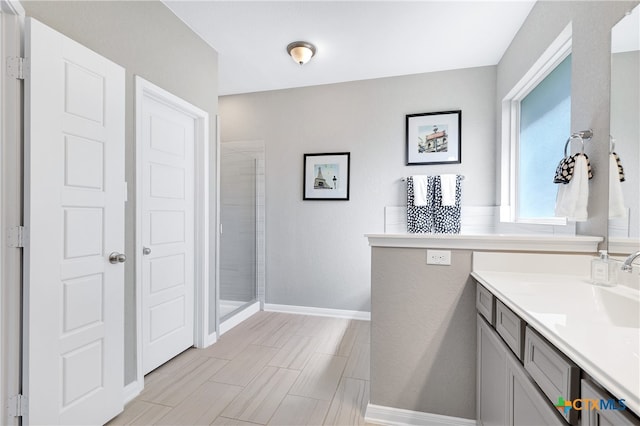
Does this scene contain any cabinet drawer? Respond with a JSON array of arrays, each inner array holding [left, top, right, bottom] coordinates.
[[524, 327, 580, 425], [581, 379, 639, 425], [476, 283, 495, 325], [495, 300, 525, 360]]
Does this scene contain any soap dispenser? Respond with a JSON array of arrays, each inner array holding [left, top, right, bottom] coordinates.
[[591, 250, 615, 286]]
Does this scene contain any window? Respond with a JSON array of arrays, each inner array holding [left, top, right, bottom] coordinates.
[[518, 55, 571, 218], [500, 24, 572, 225]]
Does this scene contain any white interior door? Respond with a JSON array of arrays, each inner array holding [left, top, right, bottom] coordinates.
[[139, 81, 195, 374], [23, 18, 125, 425]]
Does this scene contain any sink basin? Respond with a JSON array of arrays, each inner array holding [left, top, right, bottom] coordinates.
[[592, 286, 640, 328], [615, 265, 640, 290]]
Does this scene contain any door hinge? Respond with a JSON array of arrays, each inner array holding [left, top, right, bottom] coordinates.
[[8, 394, 27, 417], [6, 57, 25, 80], [7, 225, 26, 248]]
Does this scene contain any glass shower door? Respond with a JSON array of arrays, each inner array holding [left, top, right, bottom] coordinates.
[[219, 148, 257, 320]]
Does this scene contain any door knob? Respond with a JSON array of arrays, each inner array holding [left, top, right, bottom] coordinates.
[[109, 252, 126, 264], [143, 247, 151, 255]]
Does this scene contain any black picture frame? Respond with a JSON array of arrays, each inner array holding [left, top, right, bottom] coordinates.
[[303, 152, 350, 200], [406, 110, 462, 165]]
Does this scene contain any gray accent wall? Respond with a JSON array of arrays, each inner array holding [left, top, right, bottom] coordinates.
[[220, 66, 497, 311], [496, 0, 639, 246], [23, 1, 219, 385], [370, 248, 476, 419]]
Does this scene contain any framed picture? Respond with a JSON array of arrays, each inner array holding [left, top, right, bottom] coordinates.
[[406, 110, 461, 165], [303, 152, 350, 200]]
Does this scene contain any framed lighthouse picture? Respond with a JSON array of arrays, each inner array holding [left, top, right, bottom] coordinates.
[[303, 152, 350, 200]]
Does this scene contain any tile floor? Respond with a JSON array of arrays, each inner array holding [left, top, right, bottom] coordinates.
[[108, 311, 371, 426]]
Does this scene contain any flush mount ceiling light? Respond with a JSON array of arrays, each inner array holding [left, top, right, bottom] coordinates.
[[287, 41, 316, 65]]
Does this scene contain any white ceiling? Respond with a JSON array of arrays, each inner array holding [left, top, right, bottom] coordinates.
[[164, 1, 536, 96]]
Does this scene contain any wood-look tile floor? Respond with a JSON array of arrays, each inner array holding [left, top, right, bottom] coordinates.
[[108, 312, 372, 426]]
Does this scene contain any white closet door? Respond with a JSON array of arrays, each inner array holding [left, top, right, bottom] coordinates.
[[139, 80, 195, 374], [23, 18, 125, 425]]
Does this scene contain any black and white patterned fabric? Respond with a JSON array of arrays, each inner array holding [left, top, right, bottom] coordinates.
[[407, 175, 462, 234], [407, 176, 435, 233], [612, 152, 625, 182], [553, 153, 593, 184]]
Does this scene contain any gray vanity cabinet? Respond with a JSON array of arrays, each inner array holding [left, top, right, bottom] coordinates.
[[477, 314, 508, 425], [496, 300, 525, 360], [476, 283, 495, 325], [507, 352, 565, 425], [581, 380, 639, 426], [475, 281, 640, 425], [477, 315, 565, 426]]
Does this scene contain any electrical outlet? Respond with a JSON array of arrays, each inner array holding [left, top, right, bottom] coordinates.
[[427, 249, 451, 265]]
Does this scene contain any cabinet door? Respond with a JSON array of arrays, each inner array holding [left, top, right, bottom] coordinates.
[[581, 380, 639, 426], [477, 315, 508, 426], [508, 355, 565, 426]]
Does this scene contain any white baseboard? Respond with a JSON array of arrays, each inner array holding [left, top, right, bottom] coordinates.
[[264, 303, 370, 321], [205, 332, 218, 347], [219, 301, 260, 335], [365, 403, 477, 426], [123, 380, 143, 405]]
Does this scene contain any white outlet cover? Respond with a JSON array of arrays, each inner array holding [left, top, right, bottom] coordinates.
[[427, 249, 452, 265]]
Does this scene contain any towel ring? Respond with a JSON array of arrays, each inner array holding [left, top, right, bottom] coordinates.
[[564, 135, 585, 157]]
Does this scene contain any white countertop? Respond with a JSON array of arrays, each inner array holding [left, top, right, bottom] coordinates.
[[366, 233, 602, 253], [471, 269, 640, 417]]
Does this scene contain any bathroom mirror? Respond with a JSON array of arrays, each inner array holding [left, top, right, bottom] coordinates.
[[609, 4, 640, 252]]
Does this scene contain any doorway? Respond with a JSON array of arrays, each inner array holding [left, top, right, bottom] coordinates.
[[134, 76, 210, 383]]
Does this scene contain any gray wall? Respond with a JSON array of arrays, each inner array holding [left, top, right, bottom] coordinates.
[[370, 248, 476, 419], [220, 66, 497, 311], [23, 1, 219, 385], [496, 0, 639, 246]]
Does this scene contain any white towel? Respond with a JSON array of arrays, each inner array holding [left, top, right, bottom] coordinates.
[[609, 153, 626, 219], [412, 175, 430, 206], [440, 174, 457, 206], [555, 154, 589, 221]]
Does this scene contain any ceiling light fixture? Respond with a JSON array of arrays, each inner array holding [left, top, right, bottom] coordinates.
[[287, 41, 316, 65]]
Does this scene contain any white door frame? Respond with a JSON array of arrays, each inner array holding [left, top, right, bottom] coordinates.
[[0, 1, 23, 425], [133, 76, 210, 399]]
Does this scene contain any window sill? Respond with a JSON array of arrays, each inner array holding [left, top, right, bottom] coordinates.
[[511, 217, 568, 226]]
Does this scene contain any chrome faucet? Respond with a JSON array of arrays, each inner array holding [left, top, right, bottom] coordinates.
[[621, 251, 640, 272]]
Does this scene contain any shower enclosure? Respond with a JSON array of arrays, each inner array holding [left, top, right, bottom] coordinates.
[[219, 141, 265, 324]]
